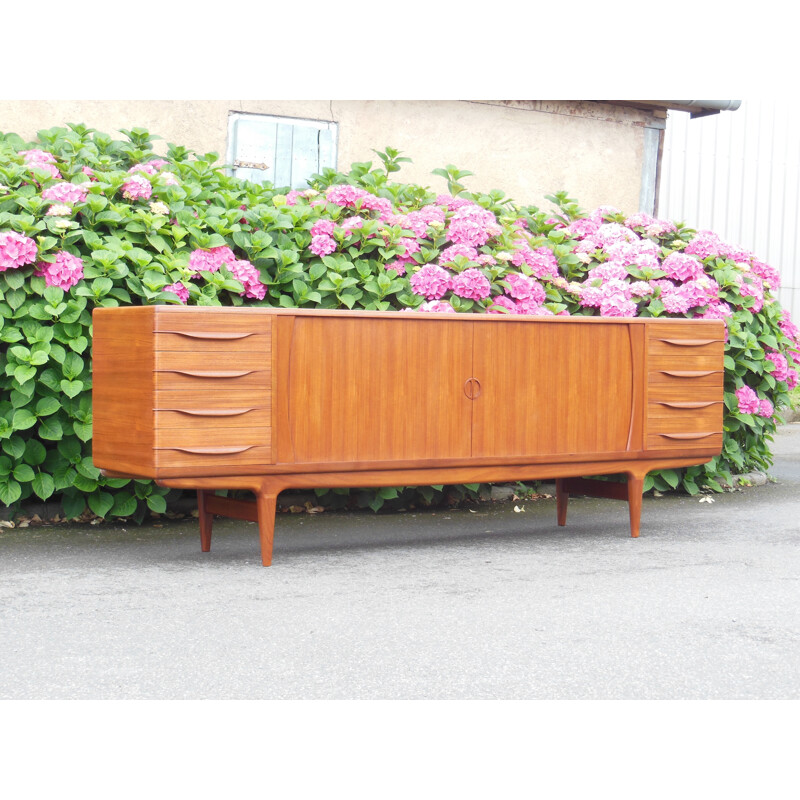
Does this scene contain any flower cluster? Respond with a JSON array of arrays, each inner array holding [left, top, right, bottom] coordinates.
[[0, 230, 38, 271], [35, 251, 84, 290], [121, 174, 152, 201], [19, 149, 61, 179], [185, 246, 266, 300]]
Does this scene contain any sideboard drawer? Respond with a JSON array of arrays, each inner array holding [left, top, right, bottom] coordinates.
[[648, 406, 722, 434], [155, 349, 267, 371], [647, 431, 723, 451], [155, 369, 268, 391], [155, 407, 270, 429], [155, 444, 273, 469], [157, 426, 271, 449], [648, 370, 724, 392], [649, 352, 723, 371], [155, 330, 269, 355]]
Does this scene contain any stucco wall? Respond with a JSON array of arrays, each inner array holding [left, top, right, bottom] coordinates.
[[0, 99, 653, 214]]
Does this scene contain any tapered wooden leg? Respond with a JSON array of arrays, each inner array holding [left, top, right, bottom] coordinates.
[[555, 479, 568, 526], [256, 487, 278, 567], [626, 473, 644, 538], [197, 489, 214, 552]]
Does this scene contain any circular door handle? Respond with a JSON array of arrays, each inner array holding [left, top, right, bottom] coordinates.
[[463, 378, 482, 400]]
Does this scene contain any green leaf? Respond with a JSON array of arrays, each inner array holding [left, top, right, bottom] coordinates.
[[24, 440, 47, 466], [11, 408, 37, 431], [32, 472, 55, 500], [60, 379, 84, 399], [146, 493, 167, 513], [111, 492, 138, 517], [88, 490, 114, 518], [38, 417, 64, 441], [12, 464, 35, 483], [61, 492, 86, 519], [36, 396, 61, 417], [0, 479, 22, 506]]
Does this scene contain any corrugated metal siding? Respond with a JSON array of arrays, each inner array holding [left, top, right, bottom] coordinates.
[[658, 99, 800, 323]]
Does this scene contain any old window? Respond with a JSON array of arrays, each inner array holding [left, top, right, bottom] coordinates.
[[226, 112, 338, 189]]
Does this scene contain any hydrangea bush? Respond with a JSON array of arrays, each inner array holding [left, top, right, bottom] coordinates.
[[1, 125, 798, 520]]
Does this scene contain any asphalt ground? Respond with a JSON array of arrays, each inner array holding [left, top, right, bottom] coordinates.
[[1, 424, 799, 701]]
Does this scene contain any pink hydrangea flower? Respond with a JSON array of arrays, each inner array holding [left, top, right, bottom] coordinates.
[[35, 251, 83, 289], [46, 204, 72, 217], [587, 262, 629, 282], [660, 287, 692, 314], [766, 351, 789, 382], [684, 230, 730, 260], [625, 212, 657, 229], [159, 172, 180, 186], [385, 260, 406, 276], [0, 231, 38, 271], [600, 295, 637, 317], [446, 204, 499, 247], [645, 220, 678, 237], [786, 369, 799, 390], [286, 190, 302, 206], [82, 166, 96, 179], [42, 181, 88, 205], [128, 163, 159, 176], [163, 281, 189, 303], [419, 299, 456, 313], [511, 245, 560, 279], [228, 259, 267, 300], [589, 205, 622, 223], [188, 246, 236, 274], [758, 398, 774, 418], [735, 385, 760, 415], [629, 281, 655, 298], [750, 258, 781, 290], [122, 174, 152, 201], [440, 243, 478, 264], [450, 268, 491, 300], [661, 252, 704, 282], [20, 149, 61, 179], [516, 298, 554, 316], [566, 217, 601, 238], [576, 283, 604, 308], [739, 276, 764, 312], [488, 296, 517, 314], [310, 219, 335, 237], [341, 216, 365, 235], [310, 234, 337, 257], [504, 272, 546, 303], [410, 264, 451, 300]]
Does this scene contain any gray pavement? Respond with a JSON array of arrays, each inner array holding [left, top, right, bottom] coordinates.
[[2, 424, 799, 700]]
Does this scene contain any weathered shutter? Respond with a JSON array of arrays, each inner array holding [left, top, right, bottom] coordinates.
[[227, 112, 337, 190]]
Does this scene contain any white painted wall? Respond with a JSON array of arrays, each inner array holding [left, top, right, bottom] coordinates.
[[658, 99, 800, 323]]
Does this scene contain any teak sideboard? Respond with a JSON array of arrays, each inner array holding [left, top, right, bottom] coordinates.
[[91, 307, 726, 565]]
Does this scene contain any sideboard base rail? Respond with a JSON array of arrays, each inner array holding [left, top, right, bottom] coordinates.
[[153, 455, 713, 566]]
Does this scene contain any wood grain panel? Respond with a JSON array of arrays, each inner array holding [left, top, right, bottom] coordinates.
[[648, 371, 724, 391], [92, 307, 155, 476], [471, 320, 633, 458], [285, 316, 473, 464]]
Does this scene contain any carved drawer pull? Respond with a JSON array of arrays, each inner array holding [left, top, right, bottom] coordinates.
[[659, 432, 719, 440], [160, 369, 254, 378], [161, 408, 258, 417], [658, 401, 719, 409], [657, 338, 719, 347], [161, 446, 256, 455], [660, 370, 720, 378], [160, 330, 256, 340]]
